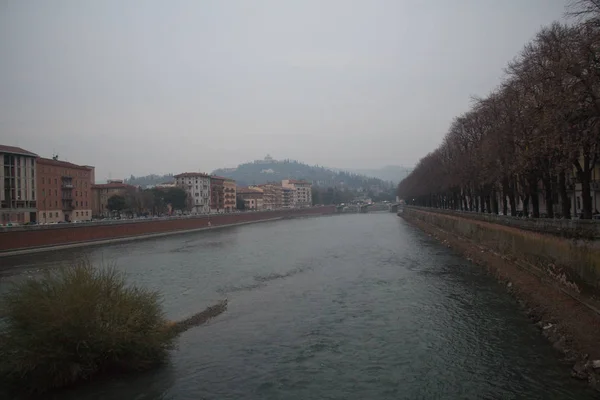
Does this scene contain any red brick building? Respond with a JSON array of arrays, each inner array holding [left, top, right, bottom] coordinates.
[[210, 176, 225, 213], [91, 180, 137, 217], [37, 157, 95, 223]]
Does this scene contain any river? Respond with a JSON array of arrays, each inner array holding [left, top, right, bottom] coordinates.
[[0, 213, 595, 399]]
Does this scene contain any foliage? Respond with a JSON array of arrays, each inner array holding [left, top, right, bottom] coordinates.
[[124, 174, 174, 188], [212, 159, 393, 191], [107, 195, 126, 213], [0, 260, 173, 393], [398, 2, 600, 219]]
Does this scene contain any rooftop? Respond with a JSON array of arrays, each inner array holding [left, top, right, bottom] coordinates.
[[237, 187, 262, 194], [0, 144, 38, 157], [38, 157, 94, 171]]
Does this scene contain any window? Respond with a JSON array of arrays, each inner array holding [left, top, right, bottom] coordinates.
[[55, 201, 58, 207], [76, 201, 79, 206], [42, 189, 45, 196], [76, 212, 79, 217], [55, 178, 57, 184], [55, 212, 58, 217], [43, 212, 46, 218], [195, 193, 199, 197], [55, 189, 57, 196], [85, 191, 87, 197], [86, 211, 89, 216], [85, 201, 88, 206], [42, 177, 45, 184]]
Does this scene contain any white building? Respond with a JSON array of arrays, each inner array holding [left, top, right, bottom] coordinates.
[[174, 172, 211, 214], [0, 145, 38, 225], [282, 179, 312, 208]]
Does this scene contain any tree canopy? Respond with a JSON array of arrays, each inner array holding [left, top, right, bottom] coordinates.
[[398, 2, 600, 219]]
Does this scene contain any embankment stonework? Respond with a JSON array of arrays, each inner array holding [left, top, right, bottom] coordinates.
[[401, 207, 600, 388], [403, 207, 600, 291], [0, 207, 335, 253]]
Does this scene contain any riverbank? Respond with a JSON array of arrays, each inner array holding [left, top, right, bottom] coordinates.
[[400, 207, 600, 390], [0, 206, 336, 256]]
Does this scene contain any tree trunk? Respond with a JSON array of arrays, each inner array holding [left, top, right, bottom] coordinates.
[[558, 170, 571, 219], [492, 189, 499, 214], [542, 177, 554, 219], [528, 176, 540, 218], [523, 195, 530, 218], [485, 194, 492, 214], [509, 193, 517, 217], [501, 178, 509, 215], [576, 155, 594, 219]]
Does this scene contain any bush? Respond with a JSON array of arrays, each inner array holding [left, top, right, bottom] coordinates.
[[0, 260, 174, 393]]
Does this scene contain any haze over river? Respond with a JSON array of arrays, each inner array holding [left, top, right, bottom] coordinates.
[[0, 213, 595, 399]]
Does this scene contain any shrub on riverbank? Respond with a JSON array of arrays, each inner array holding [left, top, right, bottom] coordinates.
[[0, 260, 175, 393]]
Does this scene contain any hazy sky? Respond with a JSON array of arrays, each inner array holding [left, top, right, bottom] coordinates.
[[1, 0, 569, 181]]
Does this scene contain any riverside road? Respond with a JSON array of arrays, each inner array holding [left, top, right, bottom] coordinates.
[[0, 213, 595, 399]]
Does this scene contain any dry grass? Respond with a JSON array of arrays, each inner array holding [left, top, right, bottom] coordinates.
[[0, 260, 175, 394]]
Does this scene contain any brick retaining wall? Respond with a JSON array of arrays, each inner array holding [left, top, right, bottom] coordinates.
[[0, 207, 335, 252]]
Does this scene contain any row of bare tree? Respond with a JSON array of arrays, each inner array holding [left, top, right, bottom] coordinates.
[[398, 1, 600, 219]]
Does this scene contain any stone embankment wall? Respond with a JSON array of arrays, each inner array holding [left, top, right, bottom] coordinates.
[[402, 207, 600, 291], [0, 207, 335, 253], [408, 206, 600, 240]]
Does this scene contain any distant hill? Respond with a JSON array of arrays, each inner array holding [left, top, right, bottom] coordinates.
[[211, 157, 392, 191], [124, 174, 174, 188], [340, 166, 413, 184]]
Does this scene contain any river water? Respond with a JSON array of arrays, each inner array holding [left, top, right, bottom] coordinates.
[[0, 213, 595, 399]]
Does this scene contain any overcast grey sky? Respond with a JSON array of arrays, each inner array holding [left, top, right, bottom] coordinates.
[[1, 0, 569, 181]]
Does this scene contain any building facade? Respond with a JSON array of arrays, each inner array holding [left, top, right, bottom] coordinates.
[[37, 158, 95, 223], [223, 178, 236, 212], [175, 172, 211, 214], [91, 180, 136, 217], [237, 187, 264, 210], [0, 145, 38, 225], [282, 179, 312, 208], [252, 184, 283, 210], [282, 187, 294, 208], [210, 176, 225, 213]]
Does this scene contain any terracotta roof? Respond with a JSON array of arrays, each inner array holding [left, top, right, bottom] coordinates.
[[37, 157, 94, 170], [0, 144, 38, 157], [210, 175, 227, 181], [174, 172, 210, 178]]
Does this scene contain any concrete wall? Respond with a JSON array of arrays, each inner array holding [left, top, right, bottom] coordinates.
[[0, 206, 335, 252], [402, 207, 600, 291]]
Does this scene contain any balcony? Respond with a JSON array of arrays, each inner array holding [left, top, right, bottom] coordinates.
[[62, 176, 74, 189], [62, 199, 74, 211]]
